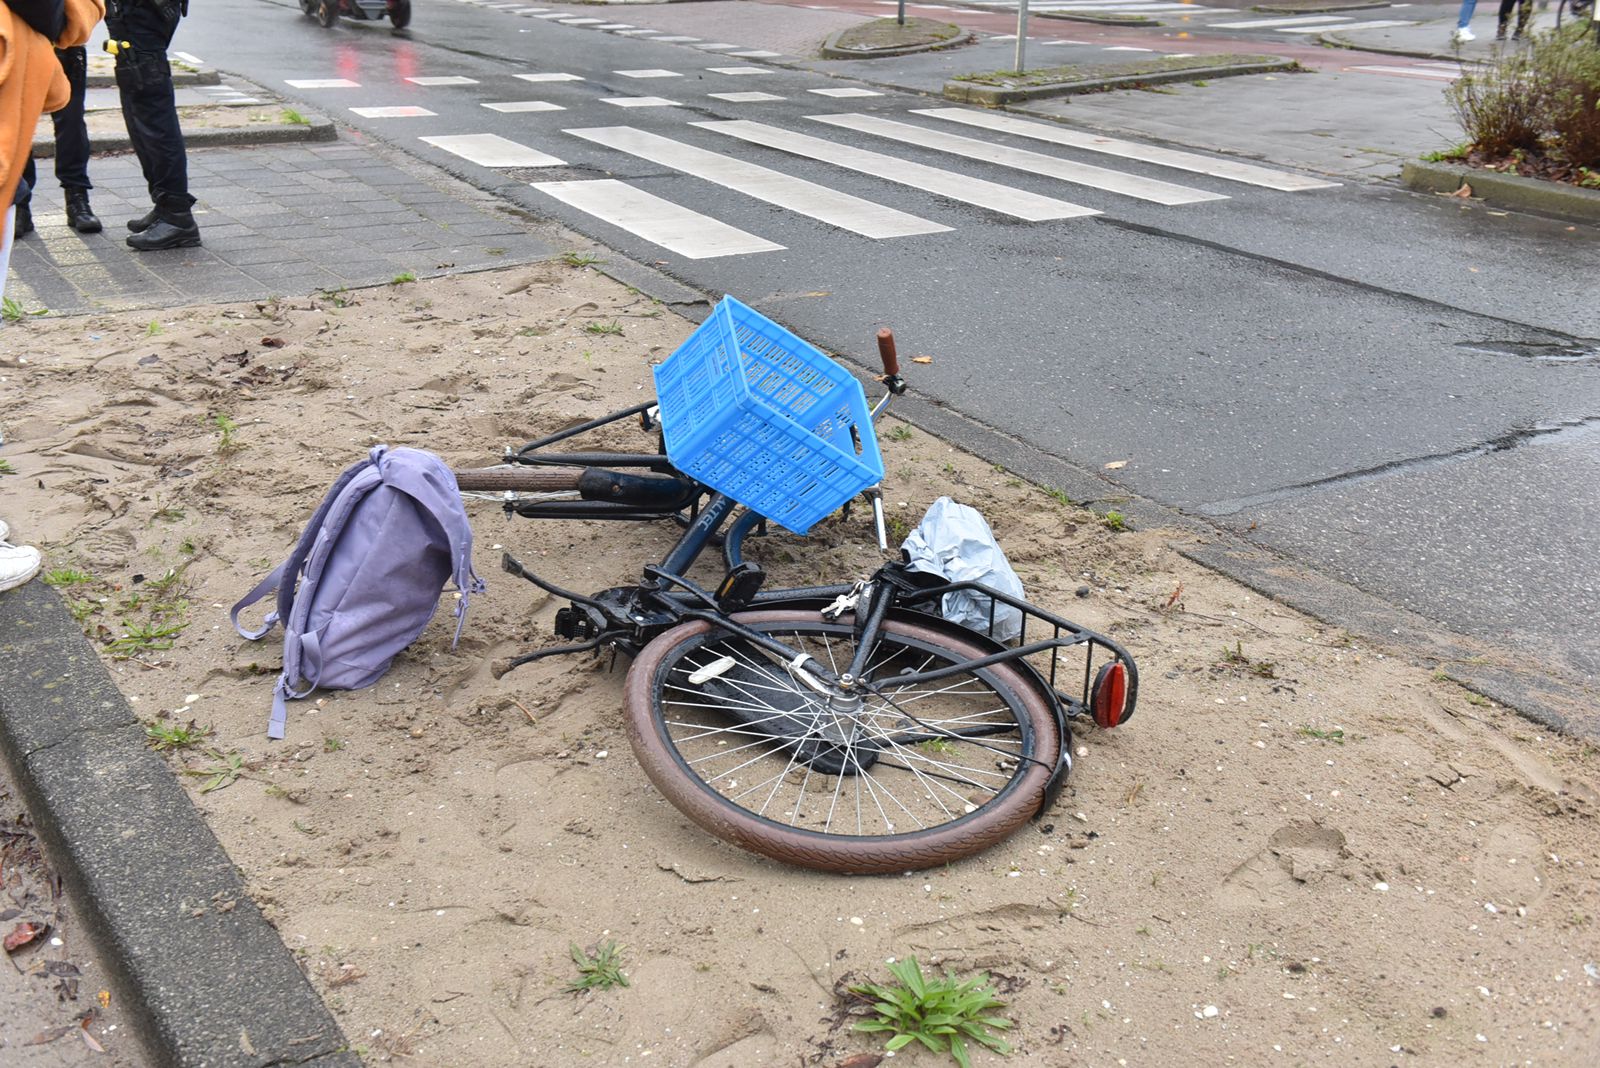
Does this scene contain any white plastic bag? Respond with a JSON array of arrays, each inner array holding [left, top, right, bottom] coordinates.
[[900, 497, 1025, 642]]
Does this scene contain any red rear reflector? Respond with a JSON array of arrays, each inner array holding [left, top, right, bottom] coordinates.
[[1092, 662, 1128, 729]]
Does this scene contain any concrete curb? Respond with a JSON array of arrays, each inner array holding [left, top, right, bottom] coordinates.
[[0, 581, 360, 1068], [1036, 10, 1159, 26], [86, 69, 222, 89], [943, 58, 1297, 105], [1253, 0, 1388, 11], [33, 113, 338, 159], [1401, 158, 1600, 222], [819, 23, 973, 60], [1318, 28, 1458, 61]]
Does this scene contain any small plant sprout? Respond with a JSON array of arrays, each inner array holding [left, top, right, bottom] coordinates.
[[390, 271, 417, 285], [323, 736, 346, 753], [886, 425, 914, 443], [567, 940, 629, 992], [584, 320, 624, 336], [281, 107, 310, 126], [0, 459, 13, 475], [145, 719, 212, 751], [919, 737, 957, 756], [42, 567, 94, 587], [213, 412, 243, 454], [1100, 510, 1128, 532], [145, 320, 163, 336], [2, 297, 45, 321], [849, 956, 1012, 1068], [560, 250, 603, 268]]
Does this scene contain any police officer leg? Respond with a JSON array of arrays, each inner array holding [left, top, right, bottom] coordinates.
[[52, 46, 101, 234]]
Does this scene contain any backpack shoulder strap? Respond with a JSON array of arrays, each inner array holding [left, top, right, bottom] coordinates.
[[230, 446, 387, 641]]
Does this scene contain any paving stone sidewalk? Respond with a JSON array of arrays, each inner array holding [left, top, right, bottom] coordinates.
[[9, 136, 554, 316]]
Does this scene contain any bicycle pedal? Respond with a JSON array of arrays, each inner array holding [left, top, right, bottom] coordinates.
[[716, 562, 765, 612]]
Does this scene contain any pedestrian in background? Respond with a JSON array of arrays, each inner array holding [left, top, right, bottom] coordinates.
[[1, 0, 104, 592], [1453, 0, 1478, 42], [1496, 0, 1533, 39], [106, 0, 198, 250], [15, 43, 102, 237]]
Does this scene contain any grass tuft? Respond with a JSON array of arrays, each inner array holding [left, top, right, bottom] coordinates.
[[567, 940, 629, 992], [850, 956, 1012, 1068]]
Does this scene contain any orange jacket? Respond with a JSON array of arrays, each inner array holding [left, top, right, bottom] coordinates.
[[1, 0, 103, 205]]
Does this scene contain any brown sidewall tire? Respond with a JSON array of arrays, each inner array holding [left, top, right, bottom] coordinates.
[[453, 467, 583, 492], [623, 610, 1059, 875]]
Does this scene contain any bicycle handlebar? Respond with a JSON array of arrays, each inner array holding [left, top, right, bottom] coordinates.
[[876, 328, 900, 378]]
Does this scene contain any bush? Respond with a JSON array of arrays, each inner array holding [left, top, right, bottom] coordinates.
[[1447, 26, 1600, 169]]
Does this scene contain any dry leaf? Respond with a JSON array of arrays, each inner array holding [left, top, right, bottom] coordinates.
[[1104, 460, 1128, 470], [98, 990, 111, 1009], [910, 356, 933, 365], [260, 336, 286, 348], [4, 921, 45, 952], [1450, 183, 1473, 198], [80, 1020, 105, 1053], [837, 1055, 885, 1068]]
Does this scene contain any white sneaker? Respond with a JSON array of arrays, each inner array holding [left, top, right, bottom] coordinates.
[[0, 518, 9, 543], [1453, 26, 1476, 42], [0, 544, 42, 593]]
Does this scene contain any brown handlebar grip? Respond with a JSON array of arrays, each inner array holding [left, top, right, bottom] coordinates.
[[876, 329, 900, 377]]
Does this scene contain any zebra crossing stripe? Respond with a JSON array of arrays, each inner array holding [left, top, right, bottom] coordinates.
[[709, 92, 786, 102], [1209, 14, 1347, 27], [566, 126, 951, 238], [808, 87, 883, 97], [516, 72, 584, 82], [708, 67, 775, 75], [406, 76, 479, 86], [420, 133, 566, 167], [694, 120, 1097, 221], [1349, 65, 1458, 80], [531, 179, 784, 258], [1274, 18, 1411, 30], [913, 108, 1340, 191], [286, 78, 360, 88], [810, 113, 1225, 206], [558, 17, 607, 24], [602, 97, 682, 107], [351, 106, 437, 118], [482, 100, 567, 112], [730, 50, 783, 57], [616, 69, 683, 78]]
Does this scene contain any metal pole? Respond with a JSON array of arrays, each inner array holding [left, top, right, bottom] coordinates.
[[897, 0, 905, 25], [1015, 0, 1029, 73]]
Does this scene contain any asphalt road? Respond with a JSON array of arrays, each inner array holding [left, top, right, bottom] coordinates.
[[176, 0, 1600, 703]]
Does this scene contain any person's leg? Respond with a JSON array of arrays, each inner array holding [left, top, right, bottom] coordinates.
[[1513, 0, 1533, 36], [15, 160, 35, 237], [1, 204, 14, 302], [1457, 0, 1477, 29], [1496, 0, 1514, 35], [50, 46, 101, 233], [114, 5, 198, 250]]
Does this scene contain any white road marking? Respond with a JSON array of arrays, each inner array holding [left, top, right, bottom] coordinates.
[[695, 120, 1097, 221], [811, 113, 1226, 205], [1348, 64, 1459, 80], [351, 106, 437, 118], [696, 42, 740, 49], [709, 91, 786, 102], [1100, 45, 1155, 51], [730, 50, 783, 57], [406, 76, 480, 86], [531, 179, 784, 258], [596, 23, 634, 29], [914, 109, 1341, 191], [172, 51, 203, 65], [808, 87, 883, 97], [614, 28, 659, 34], [516, 72, 584, 82], [602, 96, 683, 107], [708, 66, 774, 75], [482, 100, 567, 112], [651, 35, 701, 41], [1274, 18, 1411, 31], [534, 11, 571, 17], [616, 69, 683, 78], [1210, 14, 1346, 27], [420, 133, 566, 167], [566, 126, 951, 238], [286, 78, 360, 88]]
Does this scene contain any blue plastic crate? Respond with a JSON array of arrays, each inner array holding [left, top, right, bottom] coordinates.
[[653, 296, 884, 535]]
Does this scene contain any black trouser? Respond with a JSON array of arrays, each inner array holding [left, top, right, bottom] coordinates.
[[106, 1, 193, 211], [1497, 0, 1532, 33], [20, 45, 92, 201]]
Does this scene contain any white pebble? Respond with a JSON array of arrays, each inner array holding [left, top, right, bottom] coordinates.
[[850, 916, 863, 926], [1372, 882, 1389, 892], [1201, 1005, 1219, 1018]]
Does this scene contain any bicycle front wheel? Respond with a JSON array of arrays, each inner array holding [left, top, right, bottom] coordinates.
[[623, 610, 1060, 874]]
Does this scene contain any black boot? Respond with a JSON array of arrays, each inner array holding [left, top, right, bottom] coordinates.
[[65, 190, 102, 234], [127, 208, 159, 233], [126, 209, 201, 251], [13, 200, 33, 237]]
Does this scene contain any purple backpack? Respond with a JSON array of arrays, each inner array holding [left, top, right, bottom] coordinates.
[[232, 446, 484, 739]]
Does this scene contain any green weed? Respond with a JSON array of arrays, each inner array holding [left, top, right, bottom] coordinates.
[[886, 425, 914, 443], [850, 956, 1012, 1068], [584, 320, 624, 336], [919, 738, 957, 756], [145, 719, 212, 751], [323, 736, 346, 753], [213, 413, 243, 454], [0, 459, 13, 475], [2, 296, 47, 321], [1100, 510, 1128, 531], [42, 568, 94, 587], [281, 108, 310, 126], [390, 271, 417, 285], [567, 940, 629, 992], [560, 250, 603, 268], [145, 320, 163, 336], [1297, 726, 1345, 745], [1043, 486, 1073, 507], [107, 619, 188, 657], [187, 750, 247, 794]]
